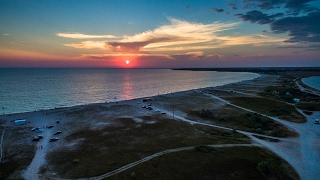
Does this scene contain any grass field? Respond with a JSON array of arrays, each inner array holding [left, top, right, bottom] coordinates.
[[154, 91, 298, 137], [223, 96, 306, 123], [0, 125, 36, 180], [108, 146, 299, 180], [46, 115, 248, 178]]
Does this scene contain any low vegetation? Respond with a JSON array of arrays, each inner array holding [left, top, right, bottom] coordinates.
[[46, 115, 247, 178], [187, 105, 297, 137], [0, 126, 35, 180], [224, 96, 306, 123], [109, 146, 299, 180]]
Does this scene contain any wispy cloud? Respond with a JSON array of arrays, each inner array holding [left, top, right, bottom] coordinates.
[[3, 34, 10, 36], [57, 33, 118, 39], [64, 41, 106, 49], [79, 53, 175, 60], [106, 17, 239, 53], [59, 17, 286, 56]]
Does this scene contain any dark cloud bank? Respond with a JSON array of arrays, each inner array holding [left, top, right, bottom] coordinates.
[[234, 0, 320, 46]]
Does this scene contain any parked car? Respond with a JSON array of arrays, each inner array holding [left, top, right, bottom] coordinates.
[[32, 136, 40, 142], [141, 106, 146, 108], [35, 128, 43, 133], [53, 131, 62, 135], [47, 125, 54, 128], [49, 137, 59, 142], [315, 119, 319, 124], [32, 127, 41, 131], [37, 135, 44, 139]]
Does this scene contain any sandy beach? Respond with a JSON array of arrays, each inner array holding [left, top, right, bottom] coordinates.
[[1, 72, 320, 180]]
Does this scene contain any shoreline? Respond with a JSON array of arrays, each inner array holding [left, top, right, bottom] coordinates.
[[0, 69, 260, 116], [301, 76, 320, 91], [0, 73, 262, 118]]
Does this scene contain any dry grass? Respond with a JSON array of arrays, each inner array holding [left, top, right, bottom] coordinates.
[[108, 146, 299, 180], [0, 126, 36, 180], [154, 91, 298, 137], [46, 114, 247, 178], [188, 105, 298, 137], [224, 96, 306, 123]]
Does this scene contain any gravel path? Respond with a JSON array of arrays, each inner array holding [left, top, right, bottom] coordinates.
[[23, 114, 56, 180]]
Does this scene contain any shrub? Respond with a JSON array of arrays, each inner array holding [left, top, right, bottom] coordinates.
[[219, 117, 226, 121], [271, 129, 282, 137], [252, 115, 262, 123], [246, 113, 252, 117], [258, 161, 270, 175], [254, 123, 263, 129], [200, 109, 215, 119], [255, 128, 263, 134]]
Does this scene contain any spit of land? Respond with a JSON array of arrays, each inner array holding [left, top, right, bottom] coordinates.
[[1, 68, 320, 180]]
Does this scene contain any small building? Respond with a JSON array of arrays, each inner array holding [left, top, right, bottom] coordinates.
[[14, 119, 26, 125], [293, 98, 300, 103]]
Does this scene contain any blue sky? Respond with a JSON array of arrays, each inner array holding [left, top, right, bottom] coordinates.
[[1, 0, 320, 68]]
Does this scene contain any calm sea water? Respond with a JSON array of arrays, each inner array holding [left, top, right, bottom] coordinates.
[[0, 68, 259, 114], [302, 76, 320, 91]]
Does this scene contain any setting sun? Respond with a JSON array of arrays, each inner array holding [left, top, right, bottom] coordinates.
[[126, 60, 130, 64]]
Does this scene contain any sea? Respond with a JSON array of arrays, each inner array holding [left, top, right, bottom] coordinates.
[[0, 68, 259, 115], [302, 76, 320, 91]]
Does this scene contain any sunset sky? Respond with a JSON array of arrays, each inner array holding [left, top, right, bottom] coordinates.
[[1, 0, 320, 68]]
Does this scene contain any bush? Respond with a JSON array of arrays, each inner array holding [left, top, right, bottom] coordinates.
[[255, 128, 263, 134], [252, 115, 262, 123], [200, 109, 215, 119], [271, 129, 282, 137], [258, 161, 271, 175], [254, 123, 263, 129], [219, 117, 226, 121], [260, 119, 269, 127]]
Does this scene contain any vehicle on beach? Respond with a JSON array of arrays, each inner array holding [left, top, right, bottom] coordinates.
[[32, 135, 44, 141], [32, 127, 41, 131], [49, 137, 59, 142], [53, 131, 62, 135], [315, 119, 319, 124], [32, 136, 40, 141], [14, 119, 26, 125], [32, 127, 43, 133], [143, 98, 152, 102]]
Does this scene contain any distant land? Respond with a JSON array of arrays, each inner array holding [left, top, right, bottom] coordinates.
[[173, 67, 320, 75]]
